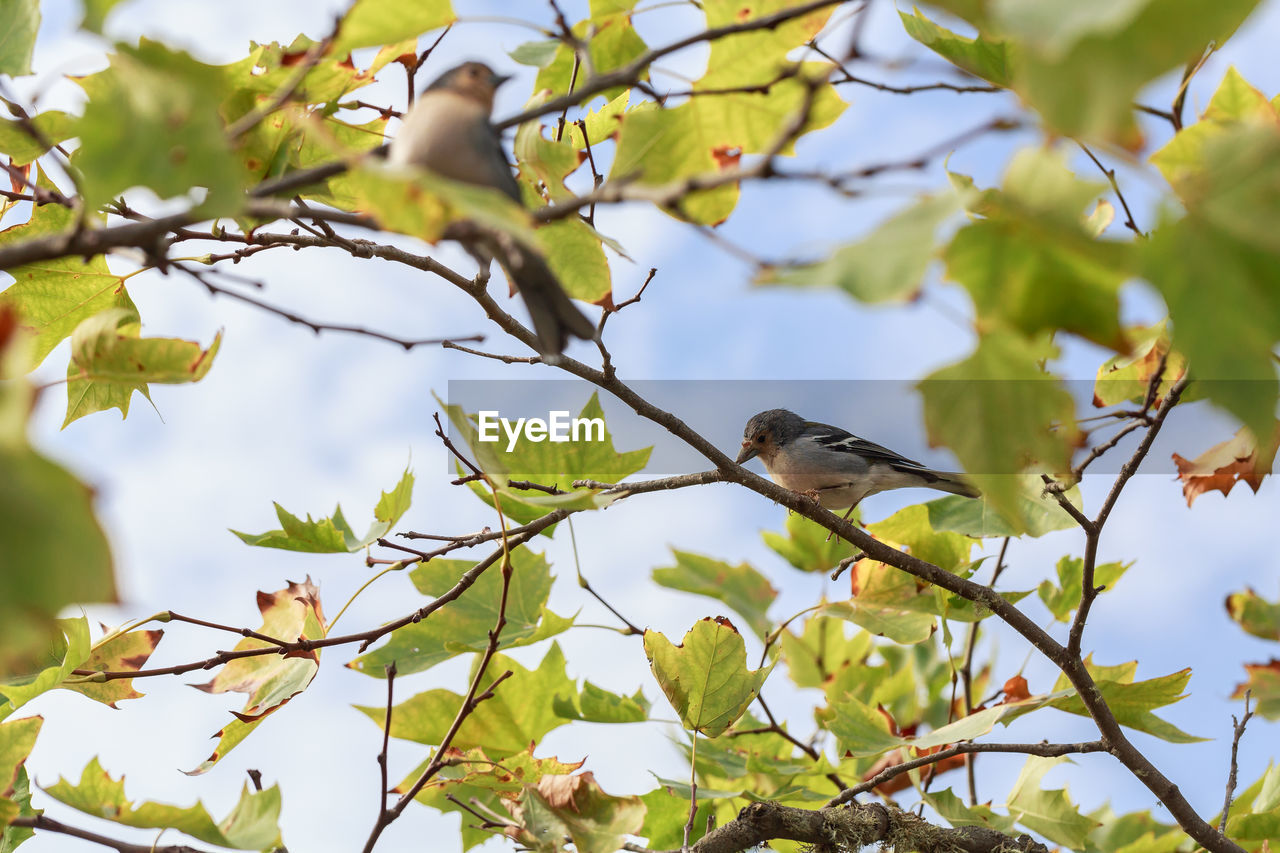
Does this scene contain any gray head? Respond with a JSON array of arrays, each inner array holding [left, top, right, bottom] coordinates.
[[425, 62, 512, 110], [736, 409, 807, 464]]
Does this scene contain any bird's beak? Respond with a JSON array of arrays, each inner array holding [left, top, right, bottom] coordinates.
[[491, 72, 513, 89], [736, 442, 757, 465]]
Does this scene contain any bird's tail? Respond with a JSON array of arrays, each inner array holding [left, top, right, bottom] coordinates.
[[929, 472, 981, 499], [501, 245, 596, 357]]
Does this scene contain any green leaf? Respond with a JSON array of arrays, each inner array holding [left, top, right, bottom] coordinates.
[[920, 330, 1080, 528], [762, 510, 859, 574], [1227, 589, 1280, 641], [899, 10, 1013, 86], [640, 786, 714, 851], [779, 614, 872, 689], [867, 504, 974, 573], [232, 466, 414, 552], [0, 716, 41, 800], [1232, 661, 1280, 720], [0, 0, 38, 76], [652, 550, 776, 639], [0, 414, 115, 673], [73, 40, 245, 212], [515, 772, 646, 853], [925, 476, 1084, 538], [0, 182, 135, 367], [63, 308, 222, 426], [1038, 556, 1130, 622], [818, 597, 935, 646], [357, 644, 576, 758], [349, 547, 572, 677], [46, 757, 283, 850], [1007, 756, 1098, 849], [1, 764, 38, 850], [80, 0, 126, 32], [552, 682, 649, 724], [1049, 663, 1206, 743], [643, 617, 771, 737], [0, 111, 75, 165], [510, 39, 561, 68], [0, 618, 92, 719], [1093, 322, 1188, 408], [926, 788, 1017, 832], [332, 0, 455, 54], [819, 692, 904, 758], [534, 0, 648, 101], [945, 149, 1130, 350], [444, 392, 651, 527], [759, 192, 962, 302]]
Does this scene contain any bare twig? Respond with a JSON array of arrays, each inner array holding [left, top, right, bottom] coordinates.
[[1218, 691, 1254, 832]]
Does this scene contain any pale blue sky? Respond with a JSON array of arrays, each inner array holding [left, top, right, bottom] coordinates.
[[10, 1, 1280, 851]]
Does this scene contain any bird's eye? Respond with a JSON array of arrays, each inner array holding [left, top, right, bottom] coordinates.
[[755, 435, 765, 443]]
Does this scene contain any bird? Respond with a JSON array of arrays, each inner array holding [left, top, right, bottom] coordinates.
[[736, 409, 980, 510], [388, 60, 596, 357]]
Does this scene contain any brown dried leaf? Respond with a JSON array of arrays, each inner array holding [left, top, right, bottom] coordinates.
[[1172, 424, 1279, 506]]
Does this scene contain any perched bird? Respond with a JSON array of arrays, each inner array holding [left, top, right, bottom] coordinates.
[[736, 409, 980, 510], [388, 61, 596, 357]]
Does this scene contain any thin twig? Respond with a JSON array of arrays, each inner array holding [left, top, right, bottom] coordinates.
[[1218, 691, 1254, 832]]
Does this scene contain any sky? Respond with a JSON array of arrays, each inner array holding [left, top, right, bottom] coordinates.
[[8, 1, 1280, 851]]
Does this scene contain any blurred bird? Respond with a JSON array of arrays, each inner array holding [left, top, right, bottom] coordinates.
[[388, 61, 595, 357], [736, 409, 980, 510]]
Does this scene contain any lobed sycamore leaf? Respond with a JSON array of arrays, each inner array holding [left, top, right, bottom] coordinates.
[[0, 618, 92, 720], [186, 579, 326, 774], [349, 547, 573, 677], [1038, 556, 1131, 622], [1007, 756, 1099, 849], [510, 771, 646, 853], [643, 617, 772, 737], [331, 0, 455, 54], [61, 627, 164, 708], [1171, 424, 1278, 507], [232, 465, 413, 552], [46, 757, 283, 850]]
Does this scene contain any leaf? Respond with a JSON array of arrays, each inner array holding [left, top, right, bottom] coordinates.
[[758, 191, 962, 303], [643, 617, 771, 737], [1226, 589, 1280, 642], [920, 330, 1080, 528], [0, 764, 38, 849], [73, 40, 245, 212], [357, 644, 576, 757], [762, 510, 859, 573], [0, 716, 41, 804], [332, 0, 455, 54], [445, 392, 651, 527], [1092, 322, 1188, 408], [819, 693, 905, 758], [62, 628, 163, 708], [232, 465, 414, 552], [0, 618, 92, 719], [867, 504, 974, 573], [944, 149, 1130, 350], [1172, 424, 1278, 506], [552, 682, 649, 724], [185, 579, 325, 774], [0, 111, 75, 165], [1037, 556, 1131, 622], [1048, 662, 1205, 743], [1232, 660, 1280, 720], [0, 179, 136, 367], [510, 39, 561, 68], [0, 0, 38, 76], [0, 408, 115, 673], [401, 747, 585, 852], [899, 10, 1013, 87], [779, 614, 872, 689], [80, 0, 126, 31], [640, 786, 715, 851], [511, 772, 646, 853], [348, 547, 573, 676], [1006, 756, 1099, 849], [926, 788, 1018, 832], [63, 308, 222, 426], [45, 757, 283, 850], [652, 550, 777, 639], [925, 476, 1084, 538]]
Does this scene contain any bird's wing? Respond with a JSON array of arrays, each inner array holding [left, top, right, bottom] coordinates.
[[478, 123, 524, 203], [804, 421, 931, 472]]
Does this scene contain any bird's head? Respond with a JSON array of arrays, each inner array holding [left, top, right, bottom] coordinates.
[[426, 61, 512, 112], [736, 409, 805, 465]]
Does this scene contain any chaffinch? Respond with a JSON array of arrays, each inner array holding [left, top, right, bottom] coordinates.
[[736, 409, 980, 510], [388, 61, 596, 357]]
